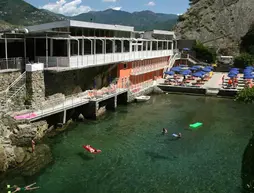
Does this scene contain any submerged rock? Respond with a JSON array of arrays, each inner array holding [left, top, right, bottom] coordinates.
[[242, 133, 254, 192]]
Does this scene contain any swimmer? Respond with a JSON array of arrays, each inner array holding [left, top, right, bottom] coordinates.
[[11, 183, 40, 193], [178, 133, 182, 138], [86, 145, 97, 153], [162, 128, 168, 135]]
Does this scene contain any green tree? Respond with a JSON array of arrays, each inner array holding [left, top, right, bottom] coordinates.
[[235, 87, 254, 104], [192, 41, 216, 63], [234, 53, 254, 68], [240, 24, 254, 55]]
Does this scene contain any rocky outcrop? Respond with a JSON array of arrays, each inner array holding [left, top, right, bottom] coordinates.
[[174, 0, 254, 54], [242, 133, 254, 192], [9, 120, 48, 146], [16, 144, 52, 176]]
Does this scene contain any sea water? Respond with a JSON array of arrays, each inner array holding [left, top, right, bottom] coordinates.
[[9, 94, 254, 193]]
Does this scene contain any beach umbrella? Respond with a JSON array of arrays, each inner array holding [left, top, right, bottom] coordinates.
[[164, 71, 175, 75], [181, 70, 191, 76], [245, 66, 253, 70], [202, 68, 211, 72], [244, 75, 253, 79], [228, 73, 237, 78], [229, 70, 239, 74], [230, 68, 239, 70], [183, 48, 190, 51], [171, 67, 181, 72], [192, 72, 203, 78], [196, 71, 206, 75]]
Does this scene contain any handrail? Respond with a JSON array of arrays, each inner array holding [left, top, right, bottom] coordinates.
[[6, 71, 26, 92]]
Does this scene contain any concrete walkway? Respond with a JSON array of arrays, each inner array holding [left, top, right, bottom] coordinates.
[[14, 88, 127, 121], [203, 72, 225, 89]]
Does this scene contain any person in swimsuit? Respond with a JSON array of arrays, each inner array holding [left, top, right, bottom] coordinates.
[[162, 128, 168, 135], [11, 183, 40, 192], [86, 145, 97, 153]]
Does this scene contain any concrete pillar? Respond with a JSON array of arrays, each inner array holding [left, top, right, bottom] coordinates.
[[117, 92, 128, 105], [67, 39, 71, 57], [26, 63, 45, 108], [50, 39, 53, 56], [106, 96, 117, 110], [82, 101, 98, 120], [63, 110, 66, 124]]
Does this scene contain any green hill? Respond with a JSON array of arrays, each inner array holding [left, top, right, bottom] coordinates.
[[71, 9, 178, 31], [0, 0, 178, 31]]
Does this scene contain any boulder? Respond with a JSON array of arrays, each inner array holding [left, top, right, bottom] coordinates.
[[14, 147, 25, 164], [17, 144, 53, 176], [10, 121, 48, 146], [78, 113, 85, 121]]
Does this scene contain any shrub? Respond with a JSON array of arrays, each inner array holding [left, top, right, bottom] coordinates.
[[192, 41, 216, 63], [235, 87, 254, 103], [234, 53, 254, 68]]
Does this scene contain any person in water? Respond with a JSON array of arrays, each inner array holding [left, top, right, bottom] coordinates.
[[11, 183, 40, 192], [177, 133, 182, 138], [162, 128, 168, 134], [87, 145, 98, 153]]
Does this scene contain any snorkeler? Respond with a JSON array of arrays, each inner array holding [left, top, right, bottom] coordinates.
[[162, 128, 168, 135], [11, 183, 40, 192]]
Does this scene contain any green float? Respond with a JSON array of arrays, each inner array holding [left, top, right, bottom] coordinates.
[[189, 122, 203, 129]]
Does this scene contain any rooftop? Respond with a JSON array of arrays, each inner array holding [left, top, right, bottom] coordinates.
[[26, 20, 135, 33]]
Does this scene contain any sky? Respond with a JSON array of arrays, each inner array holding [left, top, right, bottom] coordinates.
[[24, 0, 190, 16]]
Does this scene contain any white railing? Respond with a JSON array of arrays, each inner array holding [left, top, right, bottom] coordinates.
[[0, 57, 25, 70], [36, 57, 70, 68], [37, 50, 173, 70], [131, 61, 168, 75], [6, 71, 26, 92], [129, 79, 154, 94], [13, 83, 128, 121]]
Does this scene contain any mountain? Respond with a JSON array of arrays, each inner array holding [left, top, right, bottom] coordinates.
[[0, 0, 66, 27], [71, 9, 178, 31], [0, 0, 178, 31], [174, 0, 254, 55]]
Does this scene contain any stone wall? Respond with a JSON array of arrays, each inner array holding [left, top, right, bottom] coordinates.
[[0, 70, 21, 92], [26, 71, 45, 108], [44, 64, 117, 97]]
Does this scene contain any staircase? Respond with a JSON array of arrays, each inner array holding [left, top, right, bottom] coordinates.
[[187, 54, 199, 64], [206, 88, 220, 96], [163, 52, 180, 78], [1, 72, 26, 111]]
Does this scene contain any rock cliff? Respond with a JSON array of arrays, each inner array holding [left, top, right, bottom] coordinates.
[[174, 0, 254, 54]]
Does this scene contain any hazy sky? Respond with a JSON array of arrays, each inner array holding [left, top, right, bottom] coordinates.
[[24, 0, 190, 16]]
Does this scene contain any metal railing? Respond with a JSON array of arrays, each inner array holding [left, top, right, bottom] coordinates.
[[13, 82, 128, 121], [0, 57, 27, 70], [131, 62, 168, 75], [36, 50, 173, 70]]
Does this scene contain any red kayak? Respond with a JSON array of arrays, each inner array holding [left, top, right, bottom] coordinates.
[[83, 145, 101, 154]]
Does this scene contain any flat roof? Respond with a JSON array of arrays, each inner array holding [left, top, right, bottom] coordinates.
[[148, 30, 175, 36], [26, 20, 134, 33]]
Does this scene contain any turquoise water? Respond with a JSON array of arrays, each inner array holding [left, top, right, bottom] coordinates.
[[23, 95, 254, 192]]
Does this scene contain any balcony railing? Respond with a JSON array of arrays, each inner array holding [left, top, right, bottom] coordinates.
[[0, 57, 27, 71], [130, 61, 168, 75], [36, 50, 173, 70]]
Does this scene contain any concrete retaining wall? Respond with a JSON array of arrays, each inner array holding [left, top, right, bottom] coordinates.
[[44, 65, 117, 97], [218, 89, 237, 97], [158, 85, 206, 95]]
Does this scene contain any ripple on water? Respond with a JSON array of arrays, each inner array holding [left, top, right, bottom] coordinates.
[[13, 95, 254, 193]]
